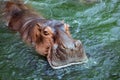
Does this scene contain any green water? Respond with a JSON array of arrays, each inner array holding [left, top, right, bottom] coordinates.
[[0, 0, 120, 80]]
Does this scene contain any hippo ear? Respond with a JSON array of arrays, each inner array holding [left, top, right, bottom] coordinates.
[[64, 23, 71, 36], [61, 20, 64, 23]]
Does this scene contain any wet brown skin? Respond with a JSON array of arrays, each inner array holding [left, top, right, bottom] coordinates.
[[4, 1, 88, 69]]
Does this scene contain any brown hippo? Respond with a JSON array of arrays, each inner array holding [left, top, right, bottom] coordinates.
[[3, 0, 88, 69]]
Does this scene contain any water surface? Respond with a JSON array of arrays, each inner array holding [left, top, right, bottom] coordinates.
[[0, 0, 120, 80]]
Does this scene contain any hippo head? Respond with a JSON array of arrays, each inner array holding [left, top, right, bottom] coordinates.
[[33, 20, 88, 69]]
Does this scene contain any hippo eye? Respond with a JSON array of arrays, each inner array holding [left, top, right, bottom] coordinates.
[[43, 26, 53, 36], [43, 30, 49, 35]]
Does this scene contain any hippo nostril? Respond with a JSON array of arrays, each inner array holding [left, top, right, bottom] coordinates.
[[47, 47, 49, 49], [71, 48, 74, 51], [61, 44, 66, 49]]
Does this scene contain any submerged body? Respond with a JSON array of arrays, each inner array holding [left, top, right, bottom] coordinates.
[[3, 1, 88, 69]]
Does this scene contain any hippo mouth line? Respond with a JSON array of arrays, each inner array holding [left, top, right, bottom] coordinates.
[[47, 40, 88, 69]]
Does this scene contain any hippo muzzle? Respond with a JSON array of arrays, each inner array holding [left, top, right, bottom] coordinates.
[[44, 21, 88, 69]]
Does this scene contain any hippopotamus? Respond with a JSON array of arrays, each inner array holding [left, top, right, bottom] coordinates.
[[3, 0, 88, 69]]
